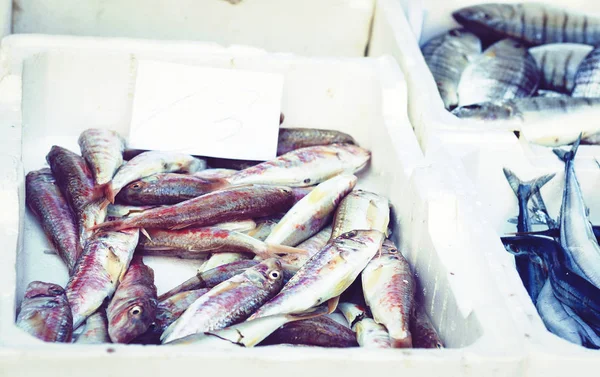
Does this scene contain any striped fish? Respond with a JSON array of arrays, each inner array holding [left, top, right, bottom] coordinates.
[[529, 43, 592, 93], [457, 39, 540, 106], [421, 28, 482, 110], [572, 46, 600, 97], [453, 3, 600, 46]]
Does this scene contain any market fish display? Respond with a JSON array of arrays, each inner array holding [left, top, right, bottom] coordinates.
[[421, 28, 482, 110], [572, 46, 600, 97], [453, 3, 600, 46], [452, 97, 600, 146], [226, 144, 370, 187], [26, 168, 81, 272], [161, 259, 284, 343], [94, 185, 294, 231], [457, 39, 540, 106], [78, 128, 126, 186], [66, 229, 139, 328], [276, 128, 356, 156], [107, 151, 206, 203], [250, 230, 385, 319], [16, 281, 73, 343], [362, 239, 415, 348], [265, 174, 357, 246], [529, 44, 593, 93], [107, 256, 158, 343], [116, 173, 227, 205], [20, 127, 439, 349]]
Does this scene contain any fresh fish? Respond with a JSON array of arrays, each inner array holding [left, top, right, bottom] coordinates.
[[26, 168, 81, 272], [362, 239, 415, 348], [167, 304, 329, 347], [46, 145, 105, 244], [16, 281, 73, 343], [193, 169, 238, 180], [536, 89, 569, 98], [243, 217, 280, 241], [75, 309, 110, 344], [453, 3, 600, 46], [250, 230, 385, 320], [260, 315, 358, 348], [572, 46, 600, 97], [135, 289, 209, 344], [138, 227, 304, 259], [161, 258, 284, 343], [93, 185, 295, 232], [115, 173, 227, 205], [107, 151, 206, 203], [78, 128, 126, 186], [529, 43, 593, 93], [338, 302, 391, 348], [291, 187, 315, 204], [452, 97, 600, 146], [410, 302, 444, 349], [331, 190, 390, 239], [199, 253, 249, 273], [276, 128, 356, 156], [503, 168, 554, 302], [421, 28, 482, 110], [536, 279, 600, 348], [265, 174, 357, 246], [554, 140, 600, 289], [66, 229, 139, 328], [278, 226, 334, 273], [106, 256, 158, 343], [158, 260, 259, 301], [457, 39, 540, 107], [227, 144, 370, 187]]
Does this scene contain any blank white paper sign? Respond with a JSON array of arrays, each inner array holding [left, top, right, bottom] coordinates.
[[129, 60, 283, 160]]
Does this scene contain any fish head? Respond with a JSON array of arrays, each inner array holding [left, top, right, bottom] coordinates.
[[486, 38, 529, 57], [24, 281, 65, 299], [333, 144, 371, 172], [381, 239, 402, 256], [108, 296, 158, 343], [116, 175, 159, 203], [245, 258, 285, 292], [446, 28, 482, 52], [452, 4, 511, 38], [451, 101, 513, 121]]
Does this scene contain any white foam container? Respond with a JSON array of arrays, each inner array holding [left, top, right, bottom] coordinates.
[[0, 0, 377, 57], [374, 0, 600, 375], [0, 34, 526, 375]]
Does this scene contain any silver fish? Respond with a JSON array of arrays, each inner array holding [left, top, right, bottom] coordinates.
[[338, 302, 391, 349], [421, 28, 482, 110], [452, 97, 600, 146], [458, 39, 540, 106], [331, 190, 390, 239], [554, 140, 600, 289], [249, 230, 385, 320], [453, 3, 600, 46], [529, 43, 593, 93], [78, 128, 126, 186], [572, 46, 600, 97]]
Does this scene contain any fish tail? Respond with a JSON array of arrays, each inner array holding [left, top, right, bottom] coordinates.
[[502, 168, 555, 203], [264, 243, 309, 257], [553, 134, 581, 162], [283, 303, 329, 321]]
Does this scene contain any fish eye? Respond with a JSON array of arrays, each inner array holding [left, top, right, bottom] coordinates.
[[269, 271, 281, 280], [130, 183, 142, 190], [449, 29, 462, 37], [343, 230, 357, 238], [130, 306, 143, 316], [303, 178, 311, 184], [388, 248, 398, 253], [464, 104, 482, 110], [48, 286, 64, 295]]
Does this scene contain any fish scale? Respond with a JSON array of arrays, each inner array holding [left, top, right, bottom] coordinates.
[[572, 46, 600, 97]]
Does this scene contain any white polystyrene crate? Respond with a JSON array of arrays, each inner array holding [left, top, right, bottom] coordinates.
[[0, 35, 524, 376], [0, 0, 376, 57]]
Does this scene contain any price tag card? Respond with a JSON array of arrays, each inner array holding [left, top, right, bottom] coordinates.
[[129, 60, 284, 160]]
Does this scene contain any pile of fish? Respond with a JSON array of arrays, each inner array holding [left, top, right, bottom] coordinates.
[[18, 127, 443, 349], [421, 2, 600, 146], [502, 138, 600, 349]]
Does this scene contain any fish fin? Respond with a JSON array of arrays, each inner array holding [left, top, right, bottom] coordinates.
[[105, 182, 117, 204], [502, 168, 555, 203], [553, 135, 581, 162], [99, 198, 110, 211], [168, 223, 191, 230], [90, 219, 124, 231], [284, 304, 329, 321], [105, 246, 124, 283], [507, 216, 518, 225], [265, 244, 308, 257], [140, 228, 152, 241], [327, 296, 340, 314]]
